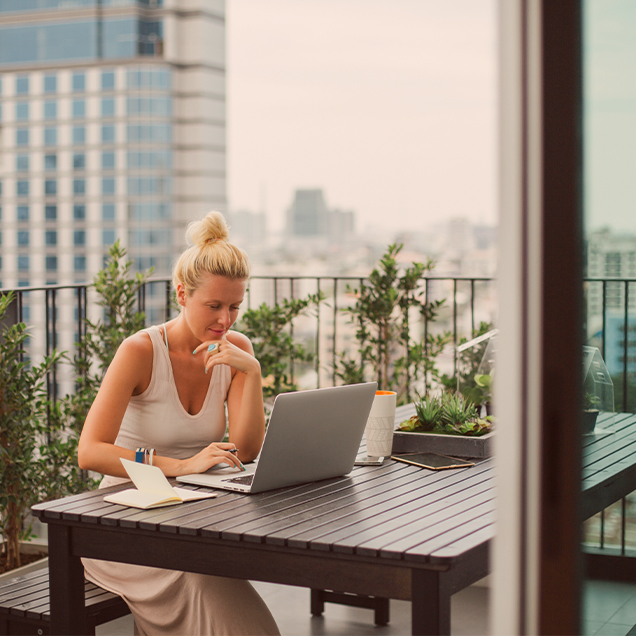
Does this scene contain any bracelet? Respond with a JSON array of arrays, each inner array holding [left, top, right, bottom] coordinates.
[[135, 447, 145, 464], [148, 448, 155, 466]]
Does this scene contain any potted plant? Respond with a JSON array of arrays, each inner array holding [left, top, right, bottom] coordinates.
[[582, 391, 600, 434], [463, 371, 494, 415], [0, 292, 63, 572], [395, 391, 495, 457], [334, 243, 451, 404]]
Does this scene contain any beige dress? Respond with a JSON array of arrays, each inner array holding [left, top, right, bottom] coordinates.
[[82, 326, 279, 636]]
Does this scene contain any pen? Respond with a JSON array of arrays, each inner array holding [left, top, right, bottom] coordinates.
[[229, 448, 239, 454]]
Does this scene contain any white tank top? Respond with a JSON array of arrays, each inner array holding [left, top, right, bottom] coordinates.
[[100, 325, 231, 487]]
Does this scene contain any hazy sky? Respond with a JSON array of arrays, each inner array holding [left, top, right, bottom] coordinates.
[[226, 0, 497, 235], [584, 0, 636, 234]]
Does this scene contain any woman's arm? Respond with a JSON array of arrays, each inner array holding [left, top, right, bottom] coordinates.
[[78, 332, 243, 478], [199, 331, 265, 463]]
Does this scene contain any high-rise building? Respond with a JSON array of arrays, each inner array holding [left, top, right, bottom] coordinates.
[[0, 0, 226, 295], [286, 189, 329, 238]]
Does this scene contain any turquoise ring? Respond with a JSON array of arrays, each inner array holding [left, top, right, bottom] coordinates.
[[207, 343, 218, 353]]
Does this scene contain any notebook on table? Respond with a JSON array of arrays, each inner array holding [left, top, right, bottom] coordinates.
[[176, 382, 377, 494]]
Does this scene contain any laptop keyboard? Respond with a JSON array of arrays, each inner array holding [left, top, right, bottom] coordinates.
[[222, 474, 254, 486]]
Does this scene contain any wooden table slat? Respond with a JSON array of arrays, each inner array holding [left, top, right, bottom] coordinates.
[[277, 464, 495, 550], [316, 483, 494, 558], [377, 500, 496, 561]]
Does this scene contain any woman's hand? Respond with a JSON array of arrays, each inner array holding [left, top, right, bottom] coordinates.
[[193, 339, 261, 376], [180, 442, 245, 474]]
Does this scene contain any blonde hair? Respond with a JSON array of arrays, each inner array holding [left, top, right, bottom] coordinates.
[[172, 211, 250, 295]]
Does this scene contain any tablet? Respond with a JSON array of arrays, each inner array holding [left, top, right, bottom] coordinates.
[[391, 452, 474, 470]]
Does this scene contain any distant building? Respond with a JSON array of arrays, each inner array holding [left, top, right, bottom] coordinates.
[[0, 0, 226, 293], [286, 189, 329, 237], [285, 188, 356, 245], [586, 228, 636, 316], [328, 207, 355, 243]]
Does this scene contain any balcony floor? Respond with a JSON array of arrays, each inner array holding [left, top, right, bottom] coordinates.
[[96, 580, 490, 635], [96, 579, 636, 635]]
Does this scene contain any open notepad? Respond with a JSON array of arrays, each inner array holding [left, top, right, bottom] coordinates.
[[103, 458, 218, 509]]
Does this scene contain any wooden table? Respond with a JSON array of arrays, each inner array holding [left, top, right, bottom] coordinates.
[[32, 410, 636, 636]]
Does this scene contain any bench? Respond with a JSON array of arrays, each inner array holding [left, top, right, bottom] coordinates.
[[0, 567, 130, 635], [310, 589, 390, 626]]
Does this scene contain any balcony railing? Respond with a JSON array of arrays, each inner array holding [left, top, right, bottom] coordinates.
[[3, 274, 636, 556]]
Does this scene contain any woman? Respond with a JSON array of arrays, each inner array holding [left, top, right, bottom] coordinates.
[[78, 211, 279, 635]]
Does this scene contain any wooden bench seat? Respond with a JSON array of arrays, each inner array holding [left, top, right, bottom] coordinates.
[[0, 567, 130, 635]]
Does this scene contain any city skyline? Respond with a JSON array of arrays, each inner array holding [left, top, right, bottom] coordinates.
[[226, 0, 497, 235]]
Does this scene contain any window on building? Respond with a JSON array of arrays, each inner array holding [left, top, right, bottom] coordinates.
[[102, 70, 115, 90], [17, 256, 29, 271], [45, 205, 57, 220], [127, 96, 171, 117], [72, 72, 85, 92], [74, 204, 86, 220], [16, 128, 29, 146], [74, 230, 86, 246], [16, 76, 29, 94], [72, 99, 86, 118], [127, 124, 171, 143], [46, 256, 57, 272], [102, 203, 116, 221], [74, 255, 86, 272], [102, 178, 115, 195], [103, 229, 116, 245], [102, 151, 115, 169], [43, 101, 57, 119], [44, 154, 57, 171], [102, 97, 115, 117], [44, 127, 57, 146], [127, 66, 171, 90], [17, 230, 29, 246], [606, 253, 622, 277], [17, 181, 29, 196], [73, 179, 86, 195], [16, 155, 29, 172], [44, 74, 57, 93], [17, 206, 28, 221], [73, 153, 86, 170], [45, 230, 57, 246], [102, 125, 115, 143], [73, 126, 86, 145], [45, 180, 57, 196], [15, 102, 29, 120]]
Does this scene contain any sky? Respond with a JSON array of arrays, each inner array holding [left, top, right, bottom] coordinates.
[[583, 0, 636, 234], [226, 0, 498, 235]]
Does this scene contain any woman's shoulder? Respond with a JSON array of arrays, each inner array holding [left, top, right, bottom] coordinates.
[[226, 329, 254, 354], [118, 328, 155, 358], [111, 329, 155, 374]]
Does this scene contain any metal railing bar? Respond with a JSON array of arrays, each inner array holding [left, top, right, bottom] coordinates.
[[624, 281, 629, 413], [315, 278, 321, 389], [332, 278, 338, 387], [289, 278, 295, 387]]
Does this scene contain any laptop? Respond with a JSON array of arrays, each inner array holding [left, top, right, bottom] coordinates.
[[176, 382, 377, 494]]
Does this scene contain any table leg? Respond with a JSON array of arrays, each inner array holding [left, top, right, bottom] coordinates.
[[48, 524, 87, 635], [411, 569, 451, 636]]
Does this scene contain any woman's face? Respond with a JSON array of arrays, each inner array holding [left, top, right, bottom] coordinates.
[[178, 272, 247, 342]]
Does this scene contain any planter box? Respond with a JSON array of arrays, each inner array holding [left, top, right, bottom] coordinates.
[[392, 403, 494, 458], [391, 429, 494, 459]]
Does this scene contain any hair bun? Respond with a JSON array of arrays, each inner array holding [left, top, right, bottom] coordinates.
[[187, 211, 230, 247]]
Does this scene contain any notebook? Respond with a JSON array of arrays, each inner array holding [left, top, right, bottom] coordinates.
[[176, 382, 378, 494], [104, 458, 218, 509]]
